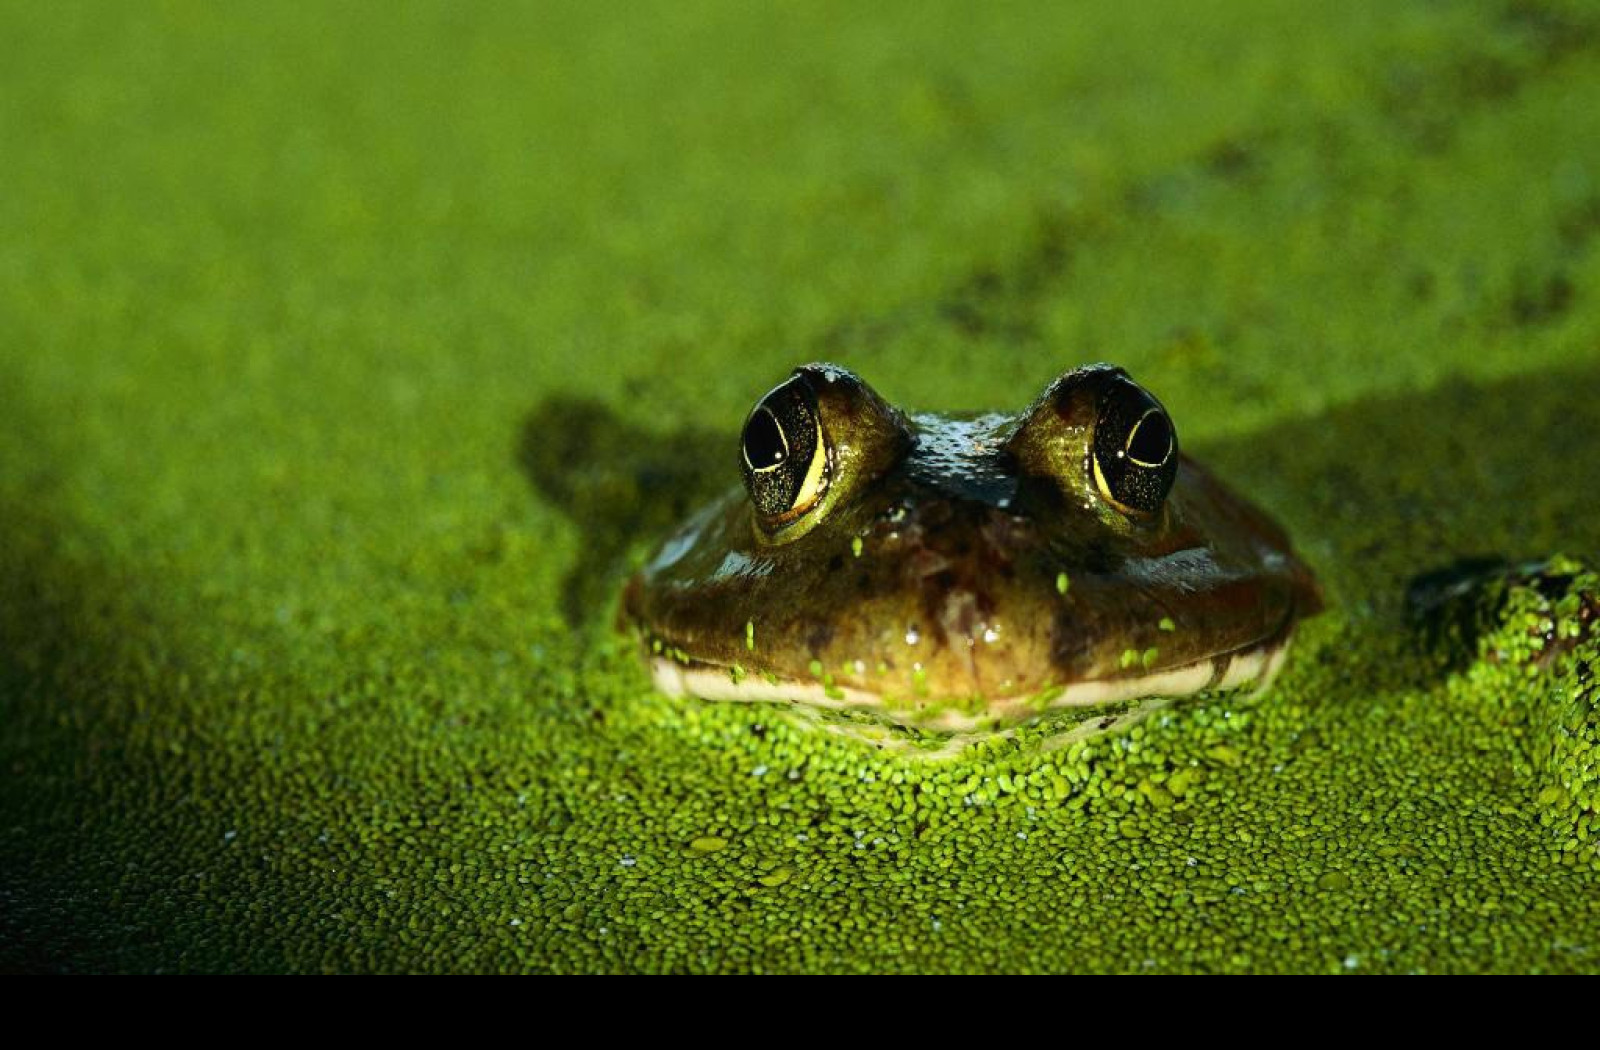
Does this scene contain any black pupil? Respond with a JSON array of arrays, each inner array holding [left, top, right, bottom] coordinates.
[[1127, 412, 1171, 465], [744, 407, 786, 469]]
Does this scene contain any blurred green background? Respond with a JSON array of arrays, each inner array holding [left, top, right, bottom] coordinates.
[[3, 0, 1599, 972]]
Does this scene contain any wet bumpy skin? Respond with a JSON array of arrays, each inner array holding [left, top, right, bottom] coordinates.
[[623, 363, 1321, 746]]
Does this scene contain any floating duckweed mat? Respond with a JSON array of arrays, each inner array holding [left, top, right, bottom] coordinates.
[[3, 0, 1600, 972]]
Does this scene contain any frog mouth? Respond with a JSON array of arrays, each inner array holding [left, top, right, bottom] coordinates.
[[645, 628, 1293, 747]]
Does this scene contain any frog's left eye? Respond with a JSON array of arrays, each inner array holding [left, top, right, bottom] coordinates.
[[741, 375, 831, 526], [1091, 377, 1178, 515]]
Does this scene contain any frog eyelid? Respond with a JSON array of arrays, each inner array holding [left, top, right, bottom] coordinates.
[[740, 364, 911, 542]]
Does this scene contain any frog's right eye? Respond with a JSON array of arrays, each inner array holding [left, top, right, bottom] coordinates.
[[741, 375, 831, 527], [1090, 376, 1178, 516]]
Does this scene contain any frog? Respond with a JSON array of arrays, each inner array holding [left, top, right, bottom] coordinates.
[[621, 362, 1322, 753]]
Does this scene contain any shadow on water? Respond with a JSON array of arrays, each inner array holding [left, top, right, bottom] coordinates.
[[520, 360, 1600, 626], [1199, 359, 1600, 609], [0, 382, 304, 974], [0, 392, 137, 972], [516, 395, 730, 625]]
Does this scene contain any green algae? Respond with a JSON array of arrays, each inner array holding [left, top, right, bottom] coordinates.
[[2, 0, 1600, 973]]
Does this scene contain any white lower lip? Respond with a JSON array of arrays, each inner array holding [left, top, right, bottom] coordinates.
[[649, 637, 1291, 738]]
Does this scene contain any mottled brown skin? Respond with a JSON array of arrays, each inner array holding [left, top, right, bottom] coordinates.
[[623, 363, 1321, 708]]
